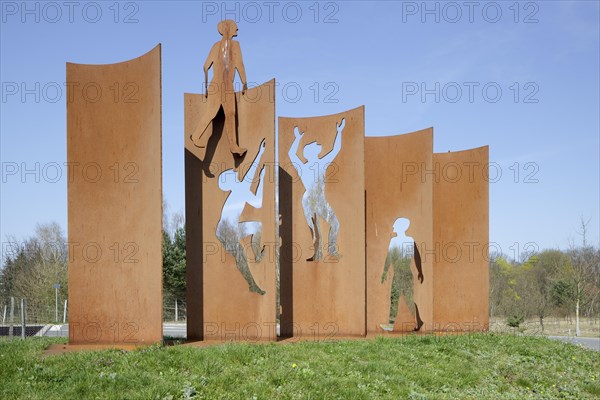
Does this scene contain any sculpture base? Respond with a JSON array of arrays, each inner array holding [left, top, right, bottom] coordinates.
[[42, 343, 144, 357]]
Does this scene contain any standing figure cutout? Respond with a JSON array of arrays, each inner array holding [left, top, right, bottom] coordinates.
[[216, 140, 267, 294], [380, 218, 424, 331], [288, 119, 345, 261], [191, 19, 248, 158]]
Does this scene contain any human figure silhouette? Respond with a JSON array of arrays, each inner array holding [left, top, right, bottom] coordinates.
[[288, 119, 345, 261], [381, 218, 424, 331], [191, 19, 248, 157], [216, 139, 266, 294]]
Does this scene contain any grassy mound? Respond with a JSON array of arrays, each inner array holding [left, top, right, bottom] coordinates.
[[1, 333, 598, 399]]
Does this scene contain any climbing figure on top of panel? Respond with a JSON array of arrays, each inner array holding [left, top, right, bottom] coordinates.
[[191, 20, 248, 159]]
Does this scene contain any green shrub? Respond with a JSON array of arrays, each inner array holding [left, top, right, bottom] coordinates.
[[507, 314, 525, 328]]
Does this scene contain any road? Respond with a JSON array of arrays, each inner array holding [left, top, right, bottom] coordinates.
[[548, 335, 600, 351]]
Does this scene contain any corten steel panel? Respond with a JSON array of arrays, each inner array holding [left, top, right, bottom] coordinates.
[[432, 147, 489, 332], [365, 129, 434, 333], [185, 80, 277, 341], [67, 45, 163, 345], [279, 107, 366, 338]]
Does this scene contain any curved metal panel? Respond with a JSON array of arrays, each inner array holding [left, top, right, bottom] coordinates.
[[365, 129, 434, 333], [67, 45, 162, 345], [433, 146, 489, 331], [185, 80, 277, 341], [279, 106, 366, 337]]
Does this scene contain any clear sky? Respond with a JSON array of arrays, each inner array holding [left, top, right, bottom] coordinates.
[[1, 1, 599, 259]]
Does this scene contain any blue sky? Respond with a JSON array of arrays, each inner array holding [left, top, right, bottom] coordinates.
[[1, 1, 599, 259]]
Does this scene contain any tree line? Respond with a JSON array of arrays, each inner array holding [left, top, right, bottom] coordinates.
[[490, 221, 599, 334], [0, 222, 68, 322]]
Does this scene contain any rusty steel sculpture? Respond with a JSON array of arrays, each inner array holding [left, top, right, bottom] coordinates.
[[66, 45, 163, 347], [190, 20, 248, 159], [64, 21, 488, 349], [278, 108, 366, 338]]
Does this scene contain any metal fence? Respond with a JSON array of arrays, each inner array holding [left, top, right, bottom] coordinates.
[[0, 297, 53, 338], [0, 296, 187, 339], [163, 298, 187, 323]]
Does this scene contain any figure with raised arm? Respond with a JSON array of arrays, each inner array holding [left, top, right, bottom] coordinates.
[[288, 119, 345, 261], [191, 20, 248, 158], [216, 140, 267, 294], [381, 218, 424, 332]]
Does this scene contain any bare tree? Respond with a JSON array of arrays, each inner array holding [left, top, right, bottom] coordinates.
[[566, 218, 598, 336]]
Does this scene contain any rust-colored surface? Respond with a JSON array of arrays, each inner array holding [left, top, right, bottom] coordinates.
[[279, 107, 366, 338], [42, 343, 141, 358], [66, 45, 163, 345], [191, 20, 248, 157], [185, 80, 277, 341], [365, 129, 434, 333], [432, 147, 489, 331]]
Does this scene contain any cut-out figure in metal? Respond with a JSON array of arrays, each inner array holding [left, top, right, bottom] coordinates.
[[288, 119, 345, 261], [381, 218, 424, 331], [191, 19, 248, 158], [216, 139, 267, 294]]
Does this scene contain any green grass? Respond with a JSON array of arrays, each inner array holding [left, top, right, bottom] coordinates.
[[0, 334, 598, 399]]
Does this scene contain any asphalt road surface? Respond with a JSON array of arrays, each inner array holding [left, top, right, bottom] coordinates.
[[548, 335, 600, 352]]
